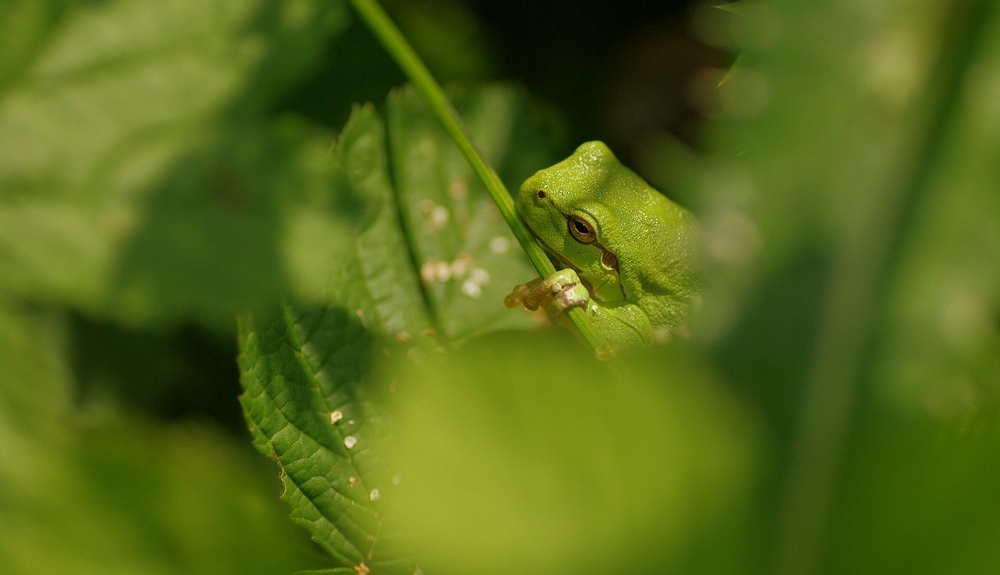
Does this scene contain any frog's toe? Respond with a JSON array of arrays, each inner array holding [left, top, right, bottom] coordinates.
[[507, 270, 589, 315], [504, 278, 543, 309], [523, 279, 556, 310], [552, 282, 589, 311]]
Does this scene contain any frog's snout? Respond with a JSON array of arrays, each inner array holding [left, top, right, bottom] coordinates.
[[518, 174, 542, 208]]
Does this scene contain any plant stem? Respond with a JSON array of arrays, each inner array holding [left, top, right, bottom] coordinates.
[[348, 0, 618, 365]]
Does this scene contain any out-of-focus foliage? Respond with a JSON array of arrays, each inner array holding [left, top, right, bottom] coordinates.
[[237, 90, 565, 572], [874, 10, 1000, 420], [681, 1, 1000, 574], [2, 0, 999, 574], [390, 334, 756, 575], [0, 0, 348, 329], [0, 0, 349, 572], [0, 304, 328, 574]]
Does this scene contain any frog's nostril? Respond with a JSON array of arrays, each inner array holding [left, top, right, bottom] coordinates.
[[536, 190, 546, 199]]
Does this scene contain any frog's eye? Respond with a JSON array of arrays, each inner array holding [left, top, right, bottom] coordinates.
[[536, 190, 546, 198], [568, 216, 596, 244]]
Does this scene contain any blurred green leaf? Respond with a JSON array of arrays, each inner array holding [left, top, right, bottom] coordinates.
[[386, 0, 496, 83], [828, 415, 1000, 575], [0, 0, 347, 329], [0, 302, 328, 574], [389, 332, 757, 575], [874, 6, 1000, 422], [693, 1, 1000, 574], [0, 0, 61, 91]]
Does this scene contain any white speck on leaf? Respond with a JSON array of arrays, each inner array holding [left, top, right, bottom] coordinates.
[[450, 253, 473, 278], [344, 436, 358, 449], [431, 206, 449, 227], [417, 138, 436, 158], [470, 267, 490, 285], [462, 280, 482, 299], [489, 235, 510, 254], [369, 488, 381, 501], [420, 262, 435, 284], [407, 346, 423, 363], [448, 178, 468, 200], [421, 260, 451, 284], [434, 261, 451, 282], [330, 410, 343, 424]]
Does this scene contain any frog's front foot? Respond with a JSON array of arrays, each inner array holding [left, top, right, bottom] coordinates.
[[504, 269, 590, 317]]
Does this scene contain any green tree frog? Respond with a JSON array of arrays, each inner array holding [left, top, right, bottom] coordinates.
[[505, 141, 700, 354]]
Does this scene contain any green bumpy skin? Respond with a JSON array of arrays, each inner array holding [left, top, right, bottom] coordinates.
[[505, 141, 701, 349]]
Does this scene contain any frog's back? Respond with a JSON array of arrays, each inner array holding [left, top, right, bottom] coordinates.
[[585, 144, 701, 329]]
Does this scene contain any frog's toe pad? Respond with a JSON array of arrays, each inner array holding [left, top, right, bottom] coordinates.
[[505, 278, 544, 310], [552, 283, 589, 311]]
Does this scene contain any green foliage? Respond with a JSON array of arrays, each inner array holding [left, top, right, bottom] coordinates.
[[0, 0, 356, 572], [0, 0, 347, 329], [0, 304, 328, 574], [389, 334, 756, 575], [237, 91, 563, 572], [386, 85, 548, 340], [1, 0, 999, 574]]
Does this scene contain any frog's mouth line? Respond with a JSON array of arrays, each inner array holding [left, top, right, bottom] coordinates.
[[525, 223, 579, 273]]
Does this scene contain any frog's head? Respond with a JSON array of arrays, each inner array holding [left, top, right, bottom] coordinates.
[[517, 141, 635, 301], [520, 141, 701, 316]]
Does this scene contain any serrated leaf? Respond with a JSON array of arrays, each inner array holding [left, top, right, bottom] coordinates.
[[238, 305, 420, 575], [717, 52, 745, 87], [238, 104, 437, 575], [238, 86, 563, 572]]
